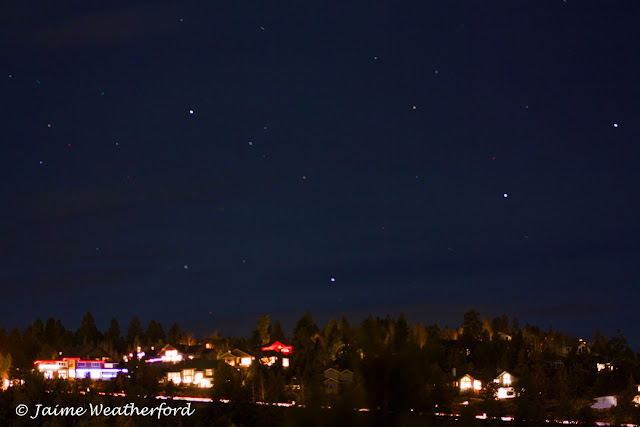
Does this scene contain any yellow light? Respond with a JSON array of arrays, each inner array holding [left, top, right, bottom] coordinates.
[[503, 373, 511, 385], [194, 372, 203, 385]]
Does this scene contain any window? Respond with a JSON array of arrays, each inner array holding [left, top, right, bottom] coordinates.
[[194, 372, 203, 385], [503, 373, 511, 386], [183, 369, 194, 384], [168, 372, 181, 385], [205, 369, 213, 377], [460, 377, 472, 391]]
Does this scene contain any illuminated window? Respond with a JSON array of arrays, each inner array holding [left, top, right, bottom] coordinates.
[[503, 373, 511, 386], [194, 372, 203, 385], [282, 358, 289, 368], [205, 369, 213, 377], [183, 369, 194, 384], [460, 377, 472, 391], [240, 357, 252, 367], [168, 372, 181, 384], [473, 380, 482, 391]]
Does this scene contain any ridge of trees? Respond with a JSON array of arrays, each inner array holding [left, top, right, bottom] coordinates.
[[0, 310, 639, 422]]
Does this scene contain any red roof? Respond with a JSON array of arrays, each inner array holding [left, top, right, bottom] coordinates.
[[261, 341, 293, 354]]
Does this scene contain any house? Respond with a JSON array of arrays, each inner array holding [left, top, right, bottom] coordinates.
[[166, 359, 216, 388], [453, 374, 482, 391], [457, 374, 482, 392], [323, 368, 353, 393], [145, 344, 184, 363], [261, 341, 292, 354], [493, 371, 516, 399], [493, 371, 514, 387], [218, 349, 254, 368], [34, 358, 128, 380], [260, 341, 292, 367]]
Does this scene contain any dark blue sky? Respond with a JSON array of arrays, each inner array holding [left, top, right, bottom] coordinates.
[[1, 1, 639, 347]]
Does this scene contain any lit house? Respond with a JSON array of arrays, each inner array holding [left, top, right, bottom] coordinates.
[[261, 341, 292, 368], [494, 371, 516, 399], [34, 358, 128, 380], [166, 359, 216, 388], [218, 349, 254, 368], [146, 344, 183, 364], [493, 371, 514, 386], [458, 374, 482, 392]]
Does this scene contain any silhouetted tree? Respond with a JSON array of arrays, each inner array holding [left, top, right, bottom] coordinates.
[[105, 318, 124, 354], [145, 319, 165, 345], [126, 316, 144, 349], [76, 311, 100, 346], [167, 323, 181, 345], [271, 320, 285, 342]]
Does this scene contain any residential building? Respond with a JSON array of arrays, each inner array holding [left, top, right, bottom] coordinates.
[[323, 368, 353, 394], [456, 374, 482, 392], [260, 341, 292, 367], [34, 358, 128, 380], [218, 349, 254, 368], [165, 359, 216, 388], [146, 344, 184, 364]]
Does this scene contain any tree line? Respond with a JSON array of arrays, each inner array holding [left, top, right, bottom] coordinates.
[[1, 310, 639, 424]]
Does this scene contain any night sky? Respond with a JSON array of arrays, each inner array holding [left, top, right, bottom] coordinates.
[[2, 1, 639, 346]]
